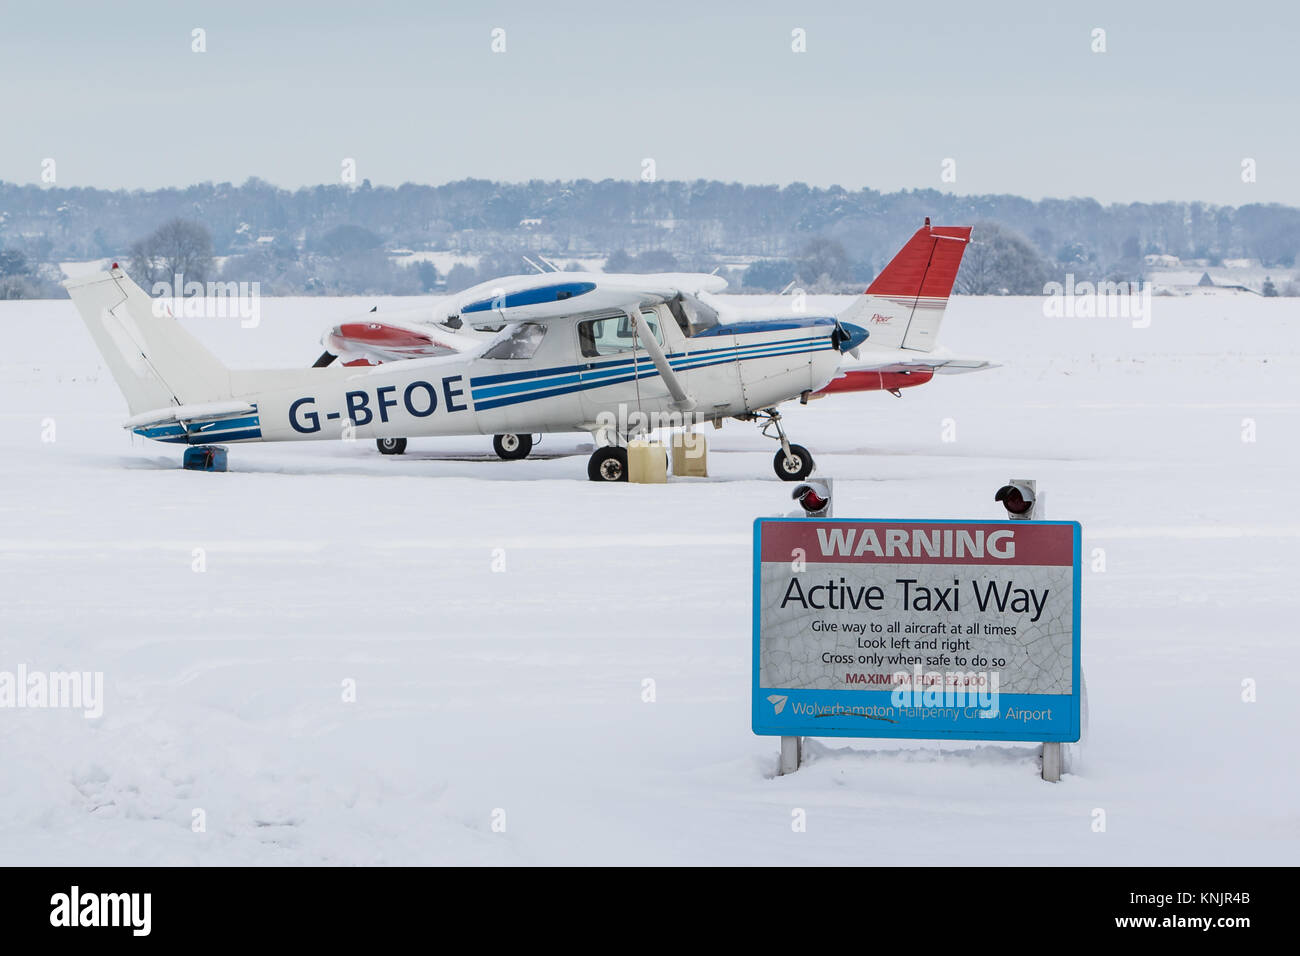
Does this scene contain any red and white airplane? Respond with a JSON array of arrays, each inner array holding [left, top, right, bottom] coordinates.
[[314, 220, 995, 458]]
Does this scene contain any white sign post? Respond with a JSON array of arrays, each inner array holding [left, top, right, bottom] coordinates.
[[993, 479, 1072, 782]]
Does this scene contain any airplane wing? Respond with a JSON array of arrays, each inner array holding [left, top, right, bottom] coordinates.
[[322, 317, 483, 365], [445, 272, 728, 326], [314, 272, 728, 367], [317, 307, 489, 366], [816, 351, 999, 396], [850, 356, 999, 374]]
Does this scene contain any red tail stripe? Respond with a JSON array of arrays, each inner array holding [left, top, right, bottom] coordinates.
[[865, 225, 971, 300]]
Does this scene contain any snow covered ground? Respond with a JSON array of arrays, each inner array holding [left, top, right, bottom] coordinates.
[[1, 291, 1297, 865]]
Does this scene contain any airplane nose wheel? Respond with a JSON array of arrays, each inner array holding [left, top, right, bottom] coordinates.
[[774, 444, 815, 481], [376, 437, 407, 455], [587, 446, 629, 482], [493, 433, 534, 460], [750, 408, 815, 481]]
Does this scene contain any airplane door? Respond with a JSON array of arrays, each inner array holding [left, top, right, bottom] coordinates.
[[576, 309, 672, 426]]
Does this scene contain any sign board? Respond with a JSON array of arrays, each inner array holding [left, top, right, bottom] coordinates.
[[753, 519, 1081, 742]]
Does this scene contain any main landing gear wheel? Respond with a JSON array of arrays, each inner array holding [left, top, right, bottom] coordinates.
[[774, 444, 815, 481], [493, 433, 533, 460], [376, 437, 407, 455], [587, 446, 629, 482]]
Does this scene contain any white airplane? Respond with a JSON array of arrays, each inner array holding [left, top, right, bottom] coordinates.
[[316, 222, 993, 460], [66, 221, 992, 481]]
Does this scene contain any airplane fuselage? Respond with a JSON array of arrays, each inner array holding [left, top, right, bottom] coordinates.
[[134, 307, 843, 445]]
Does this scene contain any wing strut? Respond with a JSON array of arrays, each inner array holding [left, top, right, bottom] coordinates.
[[628, 309, 694, 411]]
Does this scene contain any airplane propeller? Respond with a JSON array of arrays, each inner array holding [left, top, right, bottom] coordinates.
[[831, 320, 868, 359]]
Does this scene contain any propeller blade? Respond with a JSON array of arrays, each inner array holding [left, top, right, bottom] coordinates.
[[312, 351, 337, 368]]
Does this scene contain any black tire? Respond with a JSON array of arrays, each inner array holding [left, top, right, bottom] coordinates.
[[376, 437, 407, 455], [493, 433, 533, 460], [587, 446, 629, 482], [773, 444, 814, 481]]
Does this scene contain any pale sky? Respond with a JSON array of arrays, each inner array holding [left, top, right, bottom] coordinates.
[[3, 0, 1297, 205]]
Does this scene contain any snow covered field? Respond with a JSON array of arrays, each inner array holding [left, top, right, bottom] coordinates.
[[1, 291, 1297, 865]]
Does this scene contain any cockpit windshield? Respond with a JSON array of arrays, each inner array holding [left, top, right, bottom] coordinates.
[[482, 322, 547, 360], [666, 293, 721, 337]]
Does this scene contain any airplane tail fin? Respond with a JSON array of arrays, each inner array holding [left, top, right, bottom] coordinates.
[[64, 265, 232, 416], [838, 220, 972, 352]]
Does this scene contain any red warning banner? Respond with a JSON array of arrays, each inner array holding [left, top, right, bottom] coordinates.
[[758, 521, 1075, 567]]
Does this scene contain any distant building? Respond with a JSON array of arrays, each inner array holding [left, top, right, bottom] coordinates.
[[1145, 269, 1261, 296]]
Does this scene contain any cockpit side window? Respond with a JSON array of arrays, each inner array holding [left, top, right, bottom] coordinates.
[[671, 293, 720, 337], [577, 311, 664, 358], [482, 322, 547, 360], [666, 296, 691, 335]]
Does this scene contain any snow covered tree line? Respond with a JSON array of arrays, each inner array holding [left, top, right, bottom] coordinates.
[[0, 248, 62, 299], [3, 177, 1299, 297]]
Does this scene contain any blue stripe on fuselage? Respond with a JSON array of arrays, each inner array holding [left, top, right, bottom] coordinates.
[[469, 333, 829, 389], [692, 316, 837, 337], [149, 427, 264, 445], [470, 339, 832, 411], [133, 410, 262, 444]]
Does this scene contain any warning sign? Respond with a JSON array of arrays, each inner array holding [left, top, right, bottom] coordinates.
[[752, 519, 1081, 742]]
